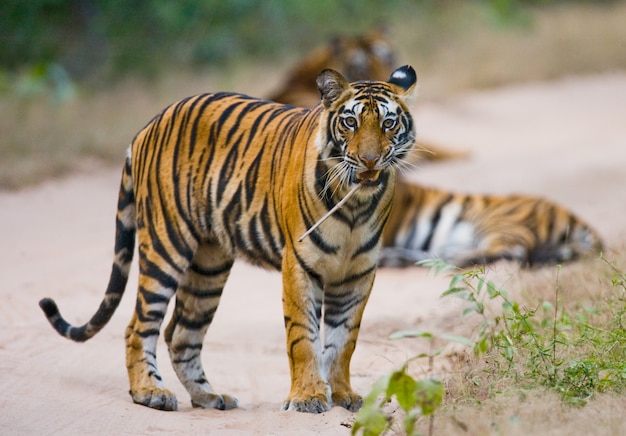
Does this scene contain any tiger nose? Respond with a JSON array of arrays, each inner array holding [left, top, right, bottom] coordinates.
[[359, 154, 380, 169]]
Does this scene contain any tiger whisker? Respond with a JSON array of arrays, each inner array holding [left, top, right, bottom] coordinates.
[[321, 158, 356, 200], [320, 161, 346, 198]]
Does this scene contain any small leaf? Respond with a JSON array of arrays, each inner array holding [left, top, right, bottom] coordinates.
[[542, 301, 554, 312], [463, 307, 477, 316], [389, 329, 433, 340], [475, 301, 485, 314], [362, 374, 391, 407], [414, 378, 443, 416], [388, 370, 418, 412], [352, 406, 388, 436], [440, 333, 476, 348], [441, 286, 467, 297]]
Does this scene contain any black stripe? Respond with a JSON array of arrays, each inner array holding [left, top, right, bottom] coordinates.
[[293, 250, 323, 289], [244, 147, 264, 206], [221, 184, 243, 249], [175, 308, 217, 330], [189, 260, 234, 276], [260, 199, 284, 261], [324, 295, 367, 329], [144, 196, 190, 274], [298, 192, 339, 254], [140, 251, 180, 291], [224, 101, 257, 144], [352, 225, 383, 259], [247, 215, 282, 270], [180, 285, 224, 299], [328, 265, 376, 288], [420, 194, 453, 251], [217, 141, 241, 205]]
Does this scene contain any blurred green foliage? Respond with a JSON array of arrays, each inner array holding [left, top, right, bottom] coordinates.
[[1, 0, 409, 81], [0, 0, 618, 84]]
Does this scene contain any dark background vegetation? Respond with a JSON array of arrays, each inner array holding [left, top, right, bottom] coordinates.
[[1, 0, 624, 189], [1, 0, 618, 85]]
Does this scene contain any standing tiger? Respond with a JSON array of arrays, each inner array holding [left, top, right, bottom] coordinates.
[[380, 181, 603, 268], [39, 66, 418, 413]]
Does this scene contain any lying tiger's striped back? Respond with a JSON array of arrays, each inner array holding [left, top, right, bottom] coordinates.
[[39, 66, 418, 414], [380, 180, 603, 267]]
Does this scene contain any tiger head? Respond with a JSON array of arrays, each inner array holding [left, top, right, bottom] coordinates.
[[315, 65, 417, 196], [268, 28, 398, 108], [327, 29, 396, 83]]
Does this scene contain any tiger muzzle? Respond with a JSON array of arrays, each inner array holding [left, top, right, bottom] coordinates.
[[356, 154, 382, 186], [356, 169, 381, 186]]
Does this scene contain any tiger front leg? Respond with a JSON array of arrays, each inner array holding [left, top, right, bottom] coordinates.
[[280, 251, 331, 413], [322, 267, 377, 412]]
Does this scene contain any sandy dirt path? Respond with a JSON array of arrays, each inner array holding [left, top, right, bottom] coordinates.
[[1, 73, 625, 435]]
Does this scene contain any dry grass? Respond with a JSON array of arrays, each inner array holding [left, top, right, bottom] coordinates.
[[395, 2, 626, 98], [427, 390, 626, 436]]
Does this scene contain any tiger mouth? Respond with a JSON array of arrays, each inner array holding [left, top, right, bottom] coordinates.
[[356, 170, 381, 186]]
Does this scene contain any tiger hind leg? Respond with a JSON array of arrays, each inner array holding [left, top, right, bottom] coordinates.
[[125, 266, 182, 410], [164, 242, 238, 410], [124, 227, 197, 411]]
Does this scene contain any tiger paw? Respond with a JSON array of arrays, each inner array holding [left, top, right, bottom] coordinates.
[[281, 393, 331, 413], [130, 387, 178, 411], [191, 393, 239, 410], [332, 390, 363, 412]]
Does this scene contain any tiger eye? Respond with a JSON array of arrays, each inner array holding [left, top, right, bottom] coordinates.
[[382, 118, 396, 130], [342, 116, 357, 129]]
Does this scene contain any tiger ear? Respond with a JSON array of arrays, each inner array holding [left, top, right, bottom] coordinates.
[[317, 69, 350, 108], [388, 65, 417, 96]]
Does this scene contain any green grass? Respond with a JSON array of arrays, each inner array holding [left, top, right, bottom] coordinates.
[[352, 253, 626, 435]]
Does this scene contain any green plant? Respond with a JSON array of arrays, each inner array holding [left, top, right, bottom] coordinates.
[[427, 256, 626, 407], [352, 330, 470, 435]]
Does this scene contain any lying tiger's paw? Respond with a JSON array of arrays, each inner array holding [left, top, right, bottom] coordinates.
[[281, 393, 331, 413], [130, 387, 178, 411], [191, 393, 239, 410]]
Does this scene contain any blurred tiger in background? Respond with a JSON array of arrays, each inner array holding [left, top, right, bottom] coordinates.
[[380, 181, 603, 268], [270, 29, 603, 268]]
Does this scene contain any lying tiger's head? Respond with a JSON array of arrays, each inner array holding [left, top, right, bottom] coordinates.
[[315, 65, 417, 195], [327, 28, 396, 83], [268, 28, 398, 108]]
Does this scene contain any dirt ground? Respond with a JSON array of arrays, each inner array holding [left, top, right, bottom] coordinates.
[[2, 73, 625, 435]]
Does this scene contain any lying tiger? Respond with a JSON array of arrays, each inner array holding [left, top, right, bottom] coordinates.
[[269, 31, 603, 267], [40, 66, 418, 413], [380, 181, 603, 267]]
